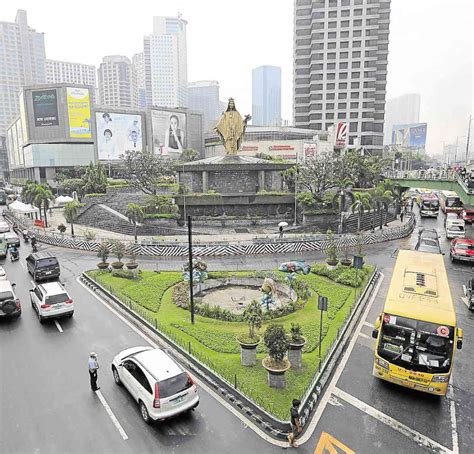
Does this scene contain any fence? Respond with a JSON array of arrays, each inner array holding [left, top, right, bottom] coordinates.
[[5, 211, 416, 258]]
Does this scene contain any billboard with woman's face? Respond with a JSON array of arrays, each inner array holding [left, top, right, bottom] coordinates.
[[151, 110, 186, 157], [96, 112, 143, 160]]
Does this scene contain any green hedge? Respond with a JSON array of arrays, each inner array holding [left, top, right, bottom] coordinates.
[[312, 263, 373, 287]]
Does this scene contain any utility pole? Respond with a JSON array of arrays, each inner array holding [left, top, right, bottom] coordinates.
[[466, 115, 472, 165], [187, 215, 195, 324], [454, 136, 459, 164]]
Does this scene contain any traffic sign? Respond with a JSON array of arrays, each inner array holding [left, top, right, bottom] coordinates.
[[314, 431, 355, 454], [318, 296, 328, 311]]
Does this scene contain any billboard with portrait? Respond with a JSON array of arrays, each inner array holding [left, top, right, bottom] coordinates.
[[67, 87, 92, 138], [151, 110, 186, 156], [96, 112, 143, 160], [391, 123, 427, 148], [32, 89, 59, 127]]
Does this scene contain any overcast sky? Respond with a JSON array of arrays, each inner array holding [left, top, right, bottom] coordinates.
[[2, 0, 472, 156]]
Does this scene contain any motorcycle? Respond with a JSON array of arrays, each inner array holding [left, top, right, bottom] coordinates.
[[22, 230, 29, 243], [10, 250, 19, 262], [466, 278, 474, 311], [32, 243, 38, 253]]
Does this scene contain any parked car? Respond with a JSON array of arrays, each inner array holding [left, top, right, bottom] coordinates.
[[465, 278, 474, 311], [26, 252, 61, 281], [414, 228, 442, 254], [0, 280, 20, 319], [0, 221, 10, 233], [0, 266, 6, 280], [4, 232, 20, 248], [111, 346, 199, 424], [29, 281, 73, 323], [450, 238, 474, 263], [461, 206, 474, 224], [445, 217, 465, 240]]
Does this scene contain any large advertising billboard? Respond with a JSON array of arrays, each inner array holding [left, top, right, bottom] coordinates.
[[96, 112, 143, 160], [335, 122, 348, 147], [151, 110, 186, 156], [67, 87, 92, 138], [392, 123, 427, 148], [32, 89, 59, 127]]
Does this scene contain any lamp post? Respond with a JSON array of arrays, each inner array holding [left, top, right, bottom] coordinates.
[[293, 156, 298, 226], [187, 215, 195, 324], [466, 115, 472, 166]]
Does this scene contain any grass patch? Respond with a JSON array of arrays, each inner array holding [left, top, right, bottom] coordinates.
[[86, 266, 373, 420]]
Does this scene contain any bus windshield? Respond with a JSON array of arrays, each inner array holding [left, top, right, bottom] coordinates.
[[378, 314, 454, 373], [446, 197, 462, 207], [422, 200, 438, 209]]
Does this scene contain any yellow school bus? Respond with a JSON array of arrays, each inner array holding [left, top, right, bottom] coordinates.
[[372, 250, 463, 396]]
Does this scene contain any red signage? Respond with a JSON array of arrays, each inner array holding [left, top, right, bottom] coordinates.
[[241, 145, 259, 151], [336, 122, 348, 146], [268, 145, 295, 151]]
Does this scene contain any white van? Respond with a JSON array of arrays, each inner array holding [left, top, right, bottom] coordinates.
[[446, 217, 465, 239]]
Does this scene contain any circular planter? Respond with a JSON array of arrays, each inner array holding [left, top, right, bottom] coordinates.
[[340, 259, 352, 267], [262, 357, 291, 388], [237, 336, 260, 366], [126, 262, 138, 270], [97, 262, 109, 270], [326, 259, 338, 270], [111, 262, 124, 270], [287, 337, 306, 369]]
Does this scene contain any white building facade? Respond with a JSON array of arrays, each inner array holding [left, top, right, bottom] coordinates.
[[0, 10, 46, 135], [98, 55, 136, 109], [46, 59, 96, 88], [293, 0, 391, 156], [144, 16, 188, 108], [187, 81, 220, 132]]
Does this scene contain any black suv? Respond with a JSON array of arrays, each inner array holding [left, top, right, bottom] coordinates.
[[26, 252, 61, 281]]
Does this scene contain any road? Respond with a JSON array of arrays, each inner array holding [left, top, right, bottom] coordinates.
[[0, 207, 472, 453]]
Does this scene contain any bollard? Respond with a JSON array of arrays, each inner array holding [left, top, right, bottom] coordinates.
[[234, 374, 237, 389]]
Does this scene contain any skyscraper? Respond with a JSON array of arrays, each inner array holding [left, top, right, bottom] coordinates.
[[0, 10, 46, 134], [98, 55, 136, 108], [46, 59, 96, 88], [384, 93, 421, 144], [252, 66, 282, 126], [132, 52, 146, 109], [144, 16, 188, 108], [187, 81, 220, 132], [293, 0, 391, 155]]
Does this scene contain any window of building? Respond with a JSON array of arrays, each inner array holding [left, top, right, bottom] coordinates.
[[326, 113, 335, 119], [313, 22, 325, 30], [328, 11, 337, 18], [326, 83, 336, 89], [340, 52, 349, 58], [350, 112, 359, 118], [328, 42, 337, 49], [340, 41, 349, 48], [338, 102, 347, 109], [352, 61, 361, 69], [328, 32, 337, 39], [326, 103, 335, 109], [351, 82, 360, 89], [340, 72, 348, 79], [312, 63, 324, 70], [341, 9, 350, 17], [350, 102, 359, 109], [363, 92, 374, 99], [339, 62, 348, 69], [310, 113, 322, 120], [362, 112, 373, 118], [327, 73, 336, 80], [350, 122, 358, 132], [325, 123, 334, 130], [312, 123, 323, 130], [327, 62, 336, 69], [353, 30, 362, 37], [361, 122, 372, 132], [312, 103, 323, 110], [329, 0, 337, 6], [313, 32, 325, 40], [341, 20, 350, 27], [339, 82, 348, 89], [310, 93, 323, 101], [353, 19, 363, 26], [326, 93, 335, 100], [341, 31, 349, 38], [338, 92, 347, 99], [327, 52, 336, 60], [351, 92, 360, 99], [351, 72, 360, 78], [354, 8, 363, 16], [313, 11, 325, 19], [341, 0, 350, 5], [352, 51, 361, 58], [328, 21, 337, 29], [338, 112, 347, 119], [353, 40, 361, 47]]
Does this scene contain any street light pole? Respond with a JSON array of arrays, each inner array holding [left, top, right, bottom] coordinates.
[[293, 156, 298, 226], [187, 215, 195, 324], [466, 115, 472, 166]]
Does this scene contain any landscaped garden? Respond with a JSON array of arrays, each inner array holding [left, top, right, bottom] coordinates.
[[87, 262, 373, 420]]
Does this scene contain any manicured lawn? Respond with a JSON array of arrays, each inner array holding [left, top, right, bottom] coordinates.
[[88, 266, 372, 420]]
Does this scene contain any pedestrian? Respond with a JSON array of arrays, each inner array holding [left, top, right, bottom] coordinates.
[[88, 352, 100, 391], [410, 198, 415, 211], [279, 225, 284, 238], [288, 399, 302, 448], [400, 211, 404, 223]]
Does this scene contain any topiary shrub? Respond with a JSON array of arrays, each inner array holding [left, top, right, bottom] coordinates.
[[264, 324, 288, 364]]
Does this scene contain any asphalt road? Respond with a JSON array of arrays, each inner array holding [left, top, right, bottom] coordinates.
[[0, 207, 473, 453]]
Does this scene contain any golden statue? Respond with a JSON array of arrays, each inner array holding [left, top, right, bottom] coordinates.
[[214, 98, 251, 155]]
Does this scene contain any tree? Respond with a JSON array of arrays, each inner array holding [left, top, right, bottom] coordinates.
[[64, 200, 82, 236], [126, 203, 145, 242], [242, 300, 263, 341], [372, 184, 393, 229], [351, 192, 372, 232], [344, 150, 388, 188], [82, 162, 107, 195], [111, 240, 126, 263], [181, 148, 200, 162], [263, 324, 288, 364], [33, 185, 53, 228], [22, 181, 39, 205], [121, 149, 172, 195]]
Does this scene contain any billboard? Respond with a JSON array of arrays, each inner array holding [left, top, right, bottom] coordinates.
[[392, 123, 427, 148], [151, 110, 186, 156], [96, 112, 143, 160], [67, 87, 92, 138], [335, 122, 348, 147], [303, 142, 316, 159], [32, 89, 59, 127]]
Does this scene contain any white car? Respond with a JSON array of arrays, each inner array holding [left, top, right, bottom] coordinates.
[[0, 221, 10, 233], [29, 281, 74, 323], [111, 346, 199, 424], [0, 266, 6, 280]]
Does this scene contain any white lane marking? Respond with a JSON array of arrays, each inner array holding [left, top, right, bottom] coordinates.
[[296, 273, 385, 445], [333, 387, 451, 454], [448, 385, 459, 454], [95, 390, 129, 441], [30, 280, 35, 287], [358, 332, 372, 340], [54, 319, 63, 333], [20, 259, 26, 270], [77, 277, 287, 448], [363, 321, 374, 328], [460, 297, 470, 309]]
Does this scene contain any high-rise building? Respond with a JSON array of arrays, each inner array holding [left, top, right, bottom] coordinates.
[[98, 55, 136, 108], [46, 59, 96, 88], [384, 93, 421, 144], [293, 0, 391, 155], [0, 136, 9, 180], [252, 66, 282, 126], [0, 10, 46, 135], [144, 16, 188, 108], [187, 81, 220, 132], [132, 52, 146, 109]]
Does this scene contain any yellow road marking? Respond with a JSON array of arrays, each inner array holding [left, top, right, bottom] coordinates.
[[314, 432, 355, 454]]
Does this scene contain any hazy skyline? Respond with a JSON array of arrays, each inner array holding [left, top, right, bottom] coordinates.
[[2, 0, 472, 156]]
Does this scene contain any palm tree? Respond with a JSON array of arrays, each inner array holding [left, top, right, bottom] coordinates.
[[333, 177, 355, 233], [33, 185, 53, 228], [351, 192, 372, 232], [64, 200, 82, 236], [126, 203, 145, 242], [22, 181, 38, 205], [372, 185, 393, 229]]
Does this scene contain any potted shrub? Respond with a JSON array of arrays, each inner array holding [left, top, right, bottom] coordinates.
[[262, 324, 290, 388], [237, 300, 263, 366], [126, 249, 139, 270], [340, 244, 352, 267], [57, 223, 67, 235], [354, 233, 365, 267], [287, 323, 306, 369], [96, 241, 110, 270], [325, 229, 339, 269], [111, 240, 126, 269]]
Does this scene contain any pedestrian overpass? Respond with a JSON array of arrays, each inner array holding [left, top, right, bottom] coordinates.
[[383, 170, 474, 206]]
